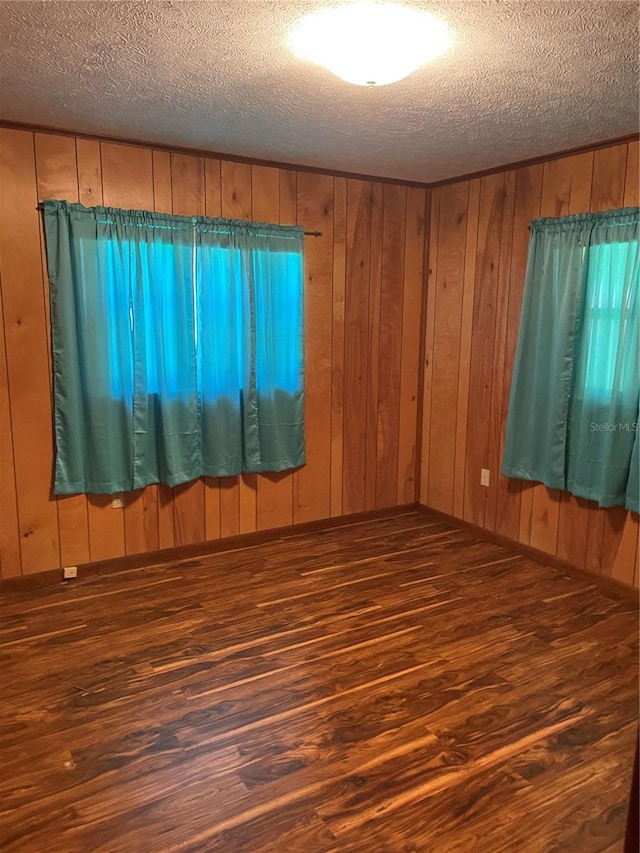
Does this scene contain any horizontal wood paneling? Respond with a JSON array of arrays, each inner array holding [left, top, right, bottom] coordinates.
[[0, 127, 426, 578], [420, 140, 640, 588]]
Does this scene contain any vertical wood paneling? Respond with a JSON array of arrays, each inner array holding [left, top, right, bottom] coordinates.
[[485, 170, 516, 532], [591, 144, 628, 212], [279, 169, 297, 224], [294, 172, 334, 523], [567, 151, 595, 212], [0, 281, 20, 578], [343, 179, 371, 514], [464, 172, 505, 527], [524, 156, 573, 555], [452, 179, 480, 519], [605, 514, 640, 589], [152, 150, 173, 212], [101, 143, 161, 558], [253, 165, 293, 532], [365, 182, 383, 511], [76, 138, 102, 207], [330, 176, 347, 517], [204, 158, 222, 218], [495, 165, 543, 542], [34, 133, 91, 570], [624, 140, 639, 207], [427, 181, 468, 513], [599, 507, 638, 587], [422, 139, 639, 589], [2, 126, 635, 588], [124, 487, 160, 556], [75, 142, 126, 563], [101, 142, 154, 210], [238, 474, 257, 536], [419, 187, 440, 504], [34, 133, 77, 202], [376, 183, 406, 508], [508, 177, 544, 545], [397, 187, 426, 504], [0, 128, 60, 573], [1, 127, 426, 579]]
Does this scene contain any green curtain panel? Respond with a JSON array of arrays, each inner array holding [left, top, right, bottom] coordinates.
[[43, 200, 305, 495], [502, 207, 639, 512]]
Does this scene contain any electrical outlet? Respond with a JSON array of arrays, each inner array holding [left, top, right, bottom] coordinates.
[[111, 495, 124, 509], [480, 468, 490, 487], [63, 566, 78, 580]]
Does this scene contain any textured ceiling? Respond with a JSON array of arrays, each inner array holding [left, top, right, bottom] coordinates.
[[0, 0, 638, 183]]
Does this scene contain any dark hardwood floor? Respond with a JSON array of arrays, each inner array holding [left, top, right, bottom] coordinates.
[[1, 510, 638, 852]]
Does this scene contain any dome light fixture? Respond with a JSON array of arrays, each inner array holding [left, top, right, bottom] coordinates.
[[289, 1, 451, 87]]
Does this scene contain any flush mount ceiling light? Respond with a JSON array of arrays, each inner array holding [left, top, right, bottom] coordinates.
[[290, 1, 451, 87]]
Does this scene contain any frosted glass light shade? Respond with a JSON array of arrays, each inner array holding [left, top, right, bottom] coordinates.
[[290, 1, 451, 86]]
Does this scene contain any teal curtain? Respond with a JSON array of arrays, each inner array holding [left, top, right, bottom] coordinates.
[[502, 207, 639, 512], [43, 200, 305, 495]]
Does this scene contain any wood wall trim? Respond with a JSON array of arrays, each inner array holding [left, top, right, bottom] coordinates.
[[428, 133, 640, 190], [417, 505, 640, 604], [0, 505, 418, 592], [0, 120, 431, 190], [1, 120, 637, 192], [5, 501, 637, 605]]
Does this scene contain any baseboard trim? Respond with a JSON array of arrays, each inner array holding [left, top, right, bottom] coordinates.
[[417, 504, 639, 603], [0, 504, 418, 592], [0, 569, 62, 593], [4, 502, 637, 602]]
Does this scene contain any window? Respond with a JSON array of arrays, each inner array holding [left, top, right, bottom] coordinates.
[[502, 207, 639, 512], [577, 240, 638, 404], [43, 201, 305, 495]]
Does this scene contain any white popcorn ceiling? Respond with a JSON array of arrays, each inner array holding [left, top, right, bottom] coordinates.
[[0, 0, 637, 183]]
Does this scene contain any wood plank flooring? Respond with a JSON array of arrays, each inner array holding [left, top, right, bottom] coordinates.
[[0, 510, 638, 852]]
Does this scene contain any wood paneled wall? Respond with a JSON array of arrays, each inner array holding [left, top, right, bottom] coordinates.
[[0, 127, 427, 578], [419, 139, 640, 588], [2, 126, 637, 589]]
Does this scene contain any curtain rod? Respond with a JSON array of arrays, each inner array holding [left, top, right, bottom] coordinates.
[[35, 204, 322, 237]]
